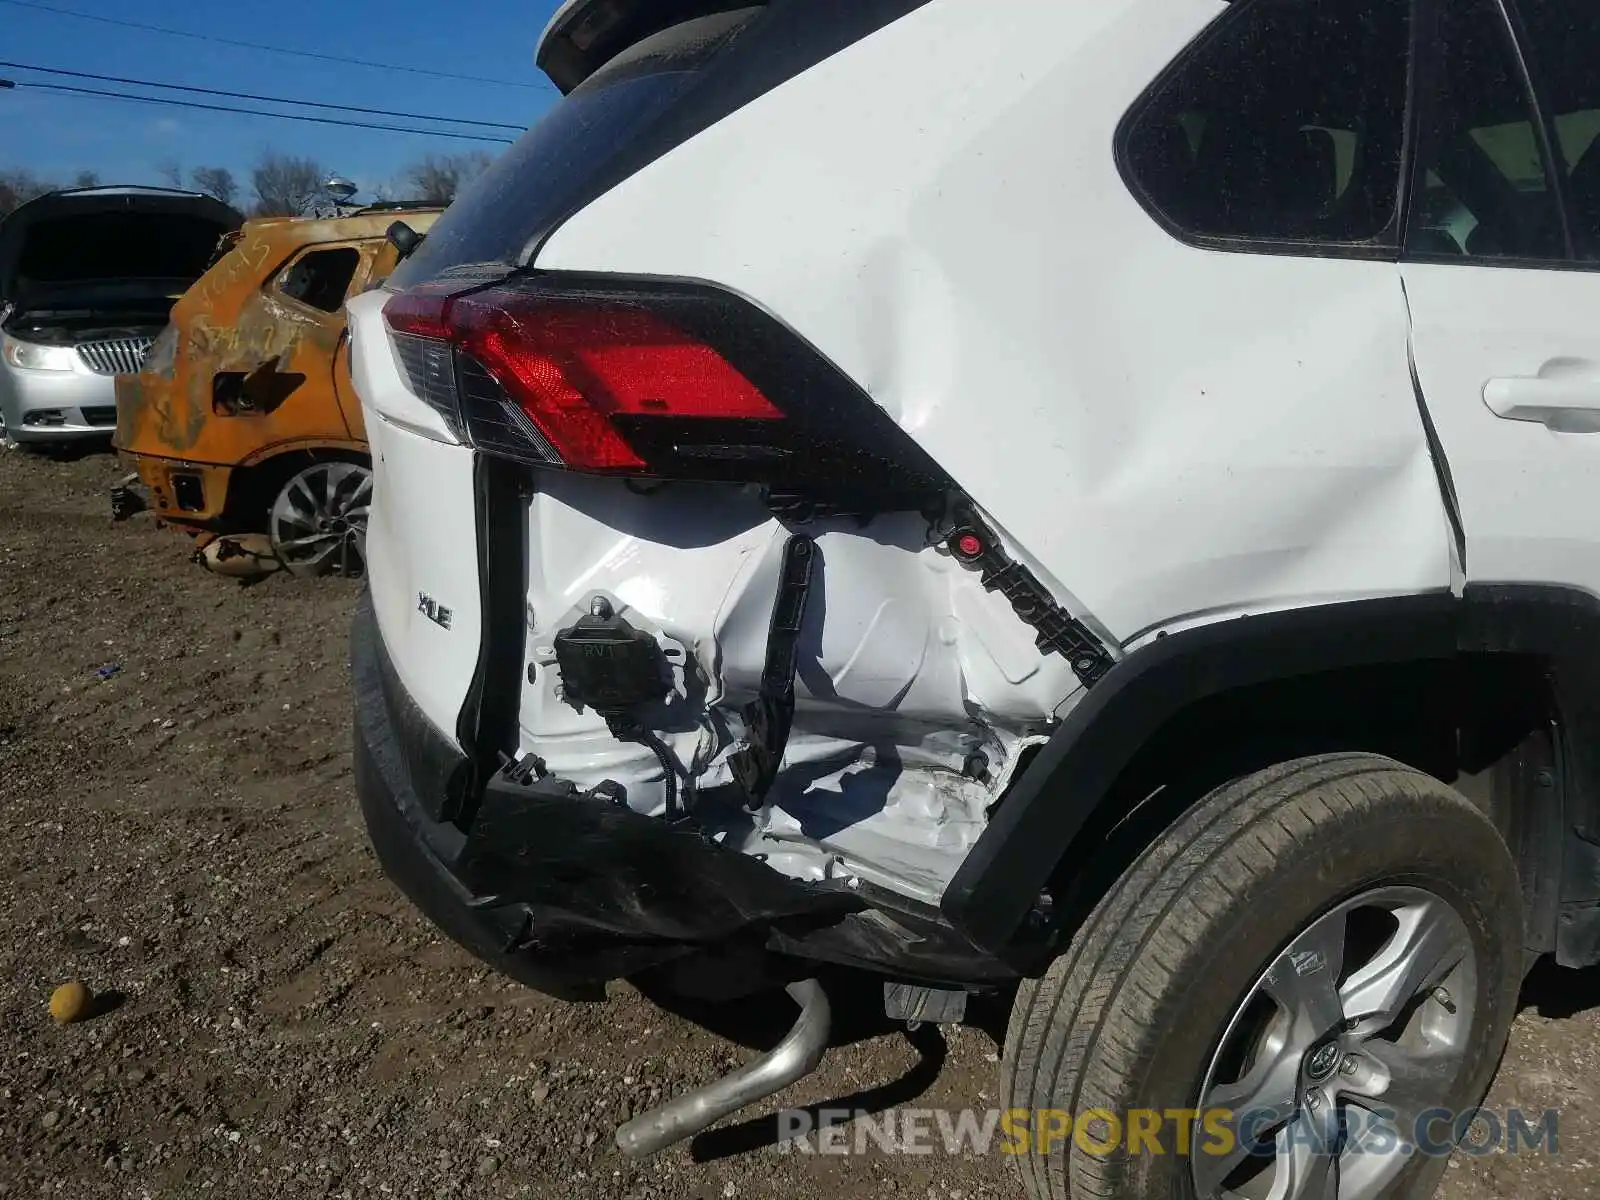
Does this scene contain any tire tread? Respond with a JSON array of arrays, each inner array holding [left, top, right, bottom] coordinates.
[[1002, 753, 1519, 1200]]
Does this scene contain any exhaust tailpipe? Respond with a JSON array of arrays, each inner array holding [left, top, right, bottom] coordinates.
[[614, 978, 831, 1158]]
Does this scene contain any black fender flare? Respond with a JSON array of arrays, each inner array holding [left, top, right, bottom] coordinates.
[[941, 585, 1600, 966]]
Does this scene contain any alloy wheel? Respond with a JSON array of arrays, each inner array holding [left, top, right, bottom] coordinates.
[[268, 461, 372, 578], [1192, 886, 1477, 1200]]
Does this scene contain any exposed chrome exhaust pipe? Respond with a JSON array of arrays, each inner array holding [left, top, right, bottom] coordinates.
[[614, 978, 831, 1158]]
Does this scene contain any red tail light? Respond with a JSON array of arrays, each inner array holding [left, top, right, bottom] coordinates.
[[382, 275, 947, 499], [386, 286, 781, 473]]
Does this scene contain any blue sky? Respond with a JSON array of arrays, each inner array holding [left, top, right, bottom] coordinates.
[[1, 0, 564, 200]]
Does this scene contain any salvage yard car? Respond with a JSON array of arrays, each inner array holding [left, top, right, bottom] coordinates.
[[347, 0, 1600, 1197], [113, 206, 442, 576], [0, 186, 241, 445]]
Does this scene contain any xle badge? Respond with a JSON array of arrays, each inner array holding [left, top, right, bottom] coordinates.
[[418, 593, 453, 630]]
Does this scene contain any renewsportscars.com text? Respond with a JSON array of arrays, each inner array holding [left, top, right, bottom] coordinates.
[[774, 1106, 1560, 1158]]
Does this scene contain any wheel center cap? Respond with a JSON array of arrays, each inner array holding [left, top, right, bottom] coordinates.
[[1305, 1042, 1342, 1081]]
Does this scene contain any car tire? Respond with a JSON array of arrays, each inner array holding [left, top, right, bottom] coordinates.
[[1003, 752, 1523, 1200], [267, 459, 372, 578]]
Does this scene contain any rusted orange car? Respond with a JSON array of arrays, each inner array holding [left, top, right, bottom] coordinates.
[[113, 205, 442, 576]]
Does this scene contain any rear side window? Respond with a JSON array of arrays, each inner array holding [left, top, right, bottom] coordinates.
[[1515, 3, 1600, 257], [1404, 0, 1565, 260], [279, 247, 361, 313], [1119, 0, 1410, 249]]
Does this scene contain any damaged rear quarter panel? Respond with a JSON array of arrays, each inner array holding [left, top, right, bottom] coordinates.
[[518, 476, 1081, 904], [536, 1, 1452, 640], [514, 0, 1454, 905]]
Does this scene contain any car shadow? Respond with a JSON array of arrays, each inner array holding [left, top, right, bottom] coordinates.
[[1518, 956, 1600, 1019], [12, 438, 115, 461], [635, 966, 909, 1051]]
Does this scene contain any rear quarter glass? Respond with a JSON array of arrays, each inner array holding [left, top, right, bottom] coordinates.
[[388, 0, 931, 290]]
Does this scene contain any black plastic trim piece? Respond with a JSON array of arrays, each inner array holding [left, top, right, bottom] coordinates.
[[943, 592, 1461, 955], [452, 454, 530, 822], [353, 594, 472, 858], [354, 594, 1016, 988], [946, 504, 1114, 686], [358, 592, 473, 830], [537, 1, 762, 94], [729, 533, 816, 808], [1458, 586, 1600, 967], [944, 585, 1600, 964]]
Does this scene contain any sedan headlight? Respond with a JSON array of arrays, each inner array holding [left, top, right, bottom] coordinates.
[[1, 336, 78, 372]]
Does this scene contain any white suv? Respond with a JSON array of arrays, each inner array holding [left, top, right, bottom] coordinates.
[[346, 1, 1600, 1196]]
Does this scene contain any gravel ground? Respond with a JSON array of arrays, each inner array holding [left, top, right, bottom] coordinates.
[[2, 445, 1597, 1199]]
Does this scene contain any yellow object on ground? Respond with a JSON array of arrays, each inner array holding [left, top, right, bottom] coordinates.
[[48, 980, 92, 1024]]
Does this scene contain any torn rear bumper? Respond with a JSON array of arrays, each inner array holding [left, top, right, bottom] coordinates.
[[351, 595, 1018, 995]]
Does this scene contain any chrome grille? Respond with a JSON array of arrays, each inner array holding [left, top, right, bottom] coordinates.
[[76, 337, 156, 376]]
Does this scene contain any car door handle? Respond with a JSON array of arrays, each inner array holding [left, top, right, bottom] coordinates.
[[1484, 368, 1600, 432]]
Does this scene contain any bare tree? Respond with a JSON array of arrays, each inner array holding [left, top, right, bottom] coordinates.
[[191, 166, 238, 207], [250, 151, 327, 217], [72, 170, 100, 189], [0, 169, 59, 217], [401, 151, 494, 205], [155, 158, 184, 188]]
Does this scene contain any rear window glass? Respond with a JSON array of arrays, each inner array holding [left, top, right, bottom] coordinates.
[[390, 0, 930, 290], [390, 11, 759, 289], [17, 213, 230, 283]]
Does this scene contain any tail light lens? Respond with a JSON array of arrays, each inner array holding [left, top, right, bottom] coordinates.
[[389, 327, 464, 440], [382, 276, 946, 500]]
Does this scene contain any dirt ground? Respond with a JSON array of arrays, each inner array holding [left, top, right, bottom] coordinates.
[[2, 445, 1598, 1200]]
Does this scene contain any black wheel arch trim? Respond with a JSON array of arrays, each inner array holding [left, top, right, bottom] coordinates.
[[942, 585, 1600, 968]]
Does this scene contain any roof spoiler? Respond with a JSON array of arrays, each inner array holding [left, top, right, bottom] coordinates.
[[535, 0, 764, 94]]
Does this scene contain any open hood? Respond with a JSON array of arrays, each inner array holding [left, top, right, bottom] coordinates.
[[536, 0, 763, 93], [0, 187, 242, 320]]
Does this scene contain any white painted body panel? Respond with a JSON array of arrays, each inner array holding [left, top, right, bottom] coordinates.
[[349, 0, 1464, 903], [1401, 264, 1600, 594], [518, 477, 1080, 901], [348, 289, 482, 738], [537, 0, 1453, 641]]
